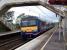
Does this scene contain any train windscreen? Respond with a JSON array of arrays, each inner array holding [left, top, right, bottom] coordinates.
[[21, 20, 36, 27]]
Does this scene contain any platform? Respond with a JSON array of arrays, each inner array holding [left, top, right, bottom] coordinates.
[[0, 30, 20, 36], [43, 30, 65, 50]]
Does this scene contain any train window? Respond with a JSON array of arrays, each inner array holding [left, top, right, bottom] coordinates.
[[21, 21, 29, 26], [21, 20, 36, 26], [29, 20, 36, 26]]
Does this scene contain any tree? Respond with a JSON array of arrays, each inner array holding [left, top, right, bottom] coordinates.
[[5, 11, 14, 22]]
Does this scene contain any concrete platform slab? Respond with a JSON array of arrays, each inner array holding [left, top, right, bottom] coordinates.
[[44, 31, 65, 50], [0, 30, 20, 36]]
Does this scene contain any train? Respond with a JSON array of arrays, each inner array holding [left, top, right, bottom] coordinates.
[[20, 15, 54, 39]]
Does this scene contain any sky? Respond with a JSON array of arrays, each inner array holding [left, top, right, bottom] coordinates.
[[8, 5, 60, 24]]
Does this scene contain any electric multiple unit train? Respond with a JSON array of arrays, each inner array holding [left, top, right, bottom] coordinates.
[[20, 16, 54, 39]]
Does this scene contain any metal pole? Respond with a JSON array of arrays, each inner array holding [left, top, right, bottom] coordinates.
[[59, 16, 62, 40], [62, 17, 67, 50], [62, 19, 65, 50], [62, 18, 65, 41], [59, 21, 61, 40]]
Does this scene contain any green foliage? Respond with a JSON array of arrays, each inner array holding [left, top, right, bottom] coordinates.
[[0, 24, 8, 32]]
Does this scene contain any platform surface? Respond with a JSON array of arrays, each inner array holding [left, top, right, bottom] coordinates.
[[44, 31, 65, 50], [0, 30, 20, 36]]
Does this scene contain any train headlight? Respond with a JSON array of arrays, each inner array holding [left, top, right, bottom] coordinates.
[[32, 28, 38, 32]]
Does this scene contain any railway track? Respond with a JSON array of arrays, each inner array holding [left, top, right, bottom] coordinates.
[[0, 33, 31, 50], [0, 34, 20, 45], [0, 27, 55, 50]]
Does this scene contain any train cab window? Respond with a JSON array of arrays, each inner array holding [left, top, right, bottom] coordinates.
[[21, 20, 36, 27], [29, 20, 36, 26], [21, 21, 29, 26]]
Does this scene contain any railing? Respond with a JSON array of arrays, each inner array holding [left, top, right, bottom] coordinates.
[[15, 26, 58, 50]]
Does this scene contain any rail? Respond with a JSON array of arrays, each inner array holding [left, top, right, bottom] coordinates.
[[15, 26, 58, 50], [0, 33, 31, 50]]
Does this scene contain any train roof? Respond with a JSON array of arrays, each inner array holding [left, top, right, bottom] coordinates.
[[21, 15, 40, 21]]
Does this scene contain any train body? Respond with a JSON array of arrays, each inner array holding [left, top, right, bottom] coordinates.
[[20, 16, 54, 39]]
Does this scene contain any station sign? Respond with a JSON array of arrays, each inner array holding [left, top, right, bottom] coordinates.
[[48, 0, 67, 5]]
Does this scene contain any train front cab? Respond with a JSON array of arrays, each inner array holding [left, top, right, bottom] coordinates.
[[20, 26, 39, 39], [20, 19, 41, 39]]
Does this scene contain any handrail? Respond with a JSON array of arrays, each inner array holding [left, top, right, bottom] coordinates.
[[15, 26, 58, 50]]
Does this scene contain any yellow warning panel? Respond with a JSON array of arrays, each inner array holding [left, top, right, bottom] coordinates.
[[21, 26, 38, 32]]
